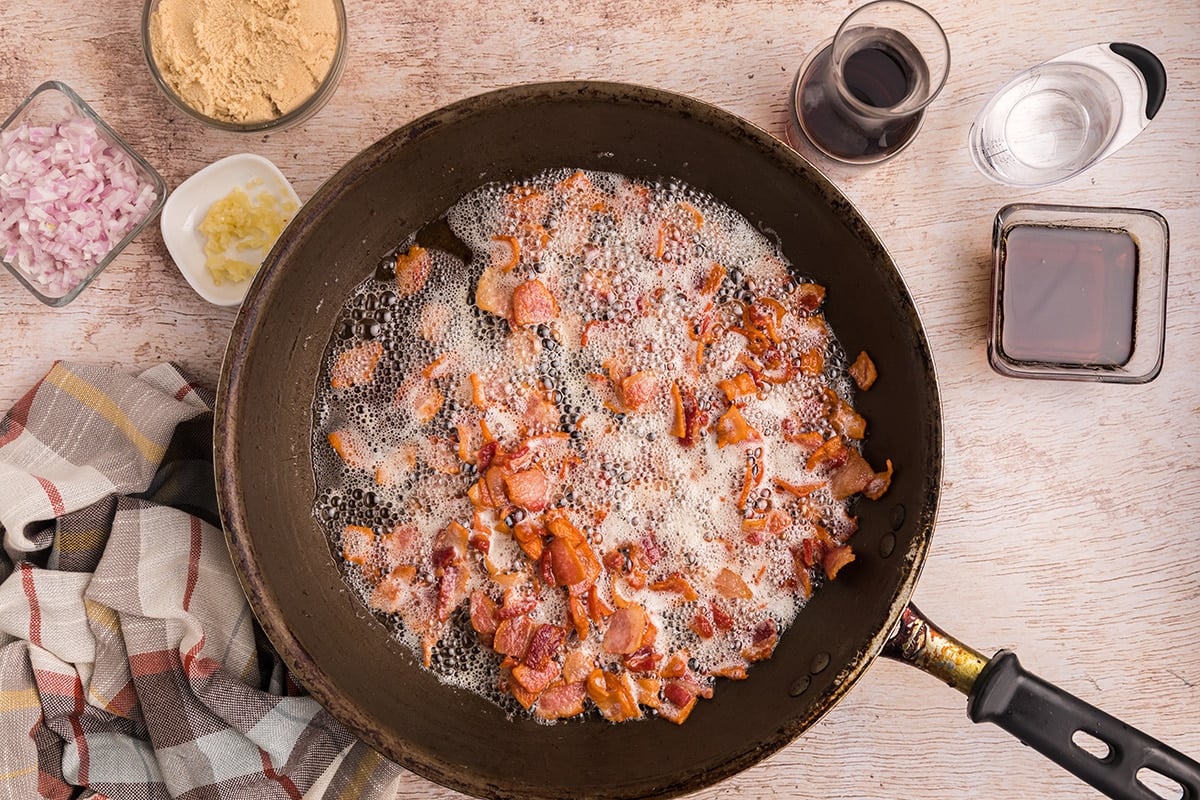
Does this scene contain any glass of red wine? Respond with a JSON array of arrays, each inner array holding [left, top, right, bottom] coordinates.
[[787, 0, 950, 165]]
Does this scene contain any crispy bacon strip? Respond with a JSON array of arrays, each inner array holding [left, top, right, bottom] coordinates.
[[395, 245, 432, 297]]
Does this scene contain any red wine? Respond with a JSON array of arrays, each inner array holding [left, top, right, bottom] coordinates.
[[998, 225, 1138, 366], [843, 45, 914, 108], [792, 31, 930, 163]]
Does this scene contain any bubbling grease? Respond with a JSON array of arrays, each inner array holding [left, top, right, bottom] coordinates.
[[312, 168, 868, 720]]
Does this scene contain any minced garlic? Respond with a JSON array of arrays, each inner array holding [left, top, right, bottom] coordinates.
[[199, 181, 298, 285]]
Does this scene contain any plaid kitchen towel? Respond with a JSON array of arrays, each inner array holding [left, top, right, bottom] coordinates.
[[0, 362, 403, 800]]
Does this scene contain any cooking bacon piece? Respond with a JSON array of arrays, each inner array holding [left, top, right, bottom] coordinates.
[[435, 565, 466, 622], [864, 459, 894, 500], [511, 517, 545, 561], [340, 524, 375, 566], [715, 404, 761, 448], [394, 377, 444, 424], [623, 645, 662, 673], [827, 390, 867, 440], [510, 279, 559, 327], [792, 282, 826, 313], [586, 669, 642, 722], [649, 572, 699, 602], [659, 654, 713, 719], [717, 372, 756, 402], [475, 266, 512, 318], [849, 350, 878, 390], [829, 447, 876, 500], [507, 675, 538, 710], [587, 583, 614, 623], [395, 245, 432, 298], [523, 394, 559, 433], [548, 538, 588, 587], [793, 554, 814, 600], [504, 466, 550, 512], [327, 429, 371, 470], [469, 590, 500, 644], [603, 605, 648, 654], [690, 611, 715, 639], [699, 262, 726, 296], [545, 511, 585, 545], [712, 664, 748, 681], [497, 589, 538, 620], [418, 302, 452, 342], [617, 370, 658, 412], [368, 565, 418, 614], [524, 624, 566, 671], [374, 443, 418, 486], [544, 515, 600, 588], [639, 532, 663, 566], [742, 298, 786, 347], [670, 382, 703, 447], [377, 524, 418, 572], [799, 347, 825, 376], [662, 681, 696, 710], [481, 466, 509, 511], [774, 478, 820, 499], [806, 435, 850, 472], [658, 686, 698, 725], [710, 601, 735, 632], [562, 649, 594, 684], [567, 591, 590, 640], [713, 567, 753, 600], [494, 614, 534, 658], [422, 352, 458, 381], [510, 658, 561, 707], [741, 508, 792, 545], [780, 418, 824, 452], [823, 545, 856, 580], [742, 619, 779, 662], [432, 521, 468, 569], [469, 531, 490, 555], [492, 235, 520, 272], [660, 650, 689, 679], [330, 340, 384, 389], [534, 680, 587, 721]]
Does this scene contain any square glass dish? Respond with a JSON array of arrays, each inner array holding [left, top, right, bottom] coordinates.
[[988, 203, 1169, 383], [0, 81, 166, 306]]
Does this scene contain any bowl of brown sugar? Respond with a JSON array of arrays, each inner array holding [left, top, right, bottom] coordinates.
[[141, 0, 347, 132]]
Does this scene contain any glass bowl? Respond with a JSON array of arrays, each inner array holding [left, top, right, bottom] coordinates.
[[0, 81, 167, 307], [988, 203, 1169, 383], [141, 0, 348, 133]]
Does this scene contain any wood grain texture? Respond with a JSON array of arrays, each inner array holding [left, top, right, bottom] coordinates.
[[2, 1, 1198, 798]]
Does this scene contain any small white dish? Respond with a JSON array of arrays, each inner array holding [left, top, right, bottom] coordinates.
[[161, 153, 301, 306]]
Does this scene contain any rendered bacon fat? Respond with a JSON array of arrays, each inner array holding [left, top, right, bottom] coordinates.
[[312, 168, 891, 724]]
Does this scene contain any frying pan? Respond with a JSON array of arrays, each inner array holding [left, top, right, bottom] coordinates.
[[214, 82, 1200, 800]]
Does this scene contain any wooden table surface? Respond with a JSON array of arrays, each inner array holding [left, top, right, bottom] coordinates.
[[3, 1, 1198, 798]]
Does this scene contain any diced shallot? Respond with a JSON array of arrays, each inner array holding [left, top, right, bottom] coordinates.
[[0, 115, 157, 296]]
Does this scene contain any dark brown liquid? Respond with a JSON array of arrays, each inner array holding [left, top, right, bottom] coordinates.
[[999, 225, 1138, 367], [795, 42, 924, 162], [844, 45, 913, 108]]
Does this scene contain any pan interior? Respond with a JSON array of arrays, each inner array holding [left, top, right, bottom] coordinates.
[[215, 82, 941, 800]]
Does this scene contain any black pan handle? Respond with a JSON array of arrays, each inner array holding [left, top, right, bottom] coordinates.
[[970, 650, 1200, 800], [882, 604, 1200, 800]]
